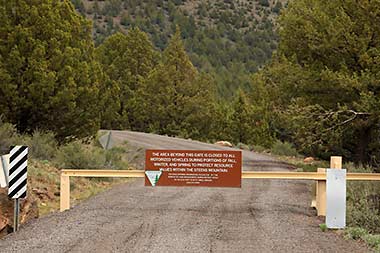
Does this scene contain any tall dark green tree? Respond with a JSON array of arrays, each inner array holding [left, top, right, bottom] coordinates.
[[95, 28, 157, 129], [0, 0, 103, 139], [139, 28, 216, 139], [230, 90, 254, 144], [248, 76, 275, 147], [258, 0, 380, 164]]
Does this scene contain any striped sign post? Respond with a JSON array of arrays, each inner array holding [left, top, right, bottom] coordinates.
[[8, 146, 28, 232]]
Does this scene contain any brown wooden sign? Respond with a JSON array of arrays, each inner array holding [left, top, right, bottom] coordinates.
[[145, 150, 242, 188]]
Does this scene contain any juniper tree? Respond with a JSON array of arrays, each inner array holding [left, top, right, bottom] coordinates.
[[257, 0, 380, 164], [95, 28, 157, 129], [0, 0, 104, 139], [140, 28, 216, 140]]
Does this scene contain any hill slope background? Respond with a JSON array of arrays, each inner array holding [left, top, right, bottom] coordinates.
[[71, 0, 286, 97], [2, 0, 379, 168]]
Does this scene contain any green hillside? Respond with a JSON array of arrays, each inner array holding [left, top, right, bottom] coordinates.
[[2, 0, 379, 168], [71, 0, 285, 97]]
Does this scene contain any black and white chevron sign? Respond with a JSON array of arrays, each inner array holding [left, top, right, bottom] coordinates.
[[8, 146, 28, 199]]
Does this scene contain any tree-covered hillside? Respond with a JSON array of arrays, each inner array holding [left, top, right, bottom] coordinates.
[[71, 0, 285, 97], [3, 0, 379, 168]]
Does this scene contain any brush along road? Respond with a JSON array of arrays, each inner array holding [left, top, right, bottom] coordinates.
[[0, 131, 367, 252]]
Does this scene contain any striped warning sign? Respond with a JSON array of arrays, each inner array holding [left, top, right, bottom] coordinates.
[[8, 146, 28, 199]]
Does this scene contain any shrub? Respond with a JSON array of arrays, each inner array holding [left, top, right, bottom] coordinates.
[[259, 0, 270, 7], [55, 140, 128, 170], [344, 227, 368, 240], [271, 140, 298, 156], [362, 234, 380, 249], [346, 166, 380, 234], [55, 140, 105, 169], [0, 119, 59, 160], [297, 164, 319, 172], [344, 227, 380, 250], [236, 142, 250, 150], [319, 223, 327, 232], [251, 145, 267, 153], [25, 130, 58, 160], [347, 197, 380, 234], [104, 146, 128, 170], [0, 119, 20, 155]]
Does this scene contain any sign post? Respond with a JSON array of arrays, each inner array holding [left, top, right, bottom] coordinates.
[[145, 150, 242, 187], [14, 198, 20, 232]]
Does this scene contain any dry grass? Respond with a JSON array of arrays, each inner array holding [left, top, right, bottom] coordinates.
[[28, 160, 129, 216]]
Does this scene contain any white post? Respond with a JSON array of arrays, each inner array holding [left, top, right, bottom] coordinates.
[[326, 156, 346, 228]]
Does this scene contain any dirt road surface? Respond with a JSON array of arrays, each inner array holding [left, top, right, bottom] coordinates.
[[0, 131, 368, 252]]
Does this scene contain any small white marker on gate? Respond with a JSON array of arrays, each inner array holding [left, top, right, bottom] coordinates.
[[326, 169, 346, 229]]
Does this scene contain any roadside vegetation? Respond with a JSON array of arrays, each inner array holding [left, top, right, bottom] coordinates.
[[0, 120, 130, 216], [2, 0, 379, 169], [29, 159, 127, 216], [344, 227, 380, 251], [0, 0, 379, 248], [257, 143, 380, 251], [236, 139, 380, 248]]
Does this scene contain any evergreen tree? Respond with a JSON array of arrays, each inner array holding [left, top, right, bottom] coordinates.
[[72, 0, 280, 100], [0, 0, 103, 139], [95, 28, 157, 129], [230, 90, 254, 144], [249, 75, 275, 147], [140, 28, 216, 139], [259, 0, 380, 164]]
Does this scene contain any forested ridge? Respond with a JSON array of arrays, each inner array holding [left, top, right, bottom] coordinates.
[[1, 0, 380, 167], [71, 0, 285, 97]]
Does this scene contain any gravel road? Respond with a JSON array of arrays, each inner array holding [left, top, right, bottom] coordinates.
[[0, 131, 369, 252]]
